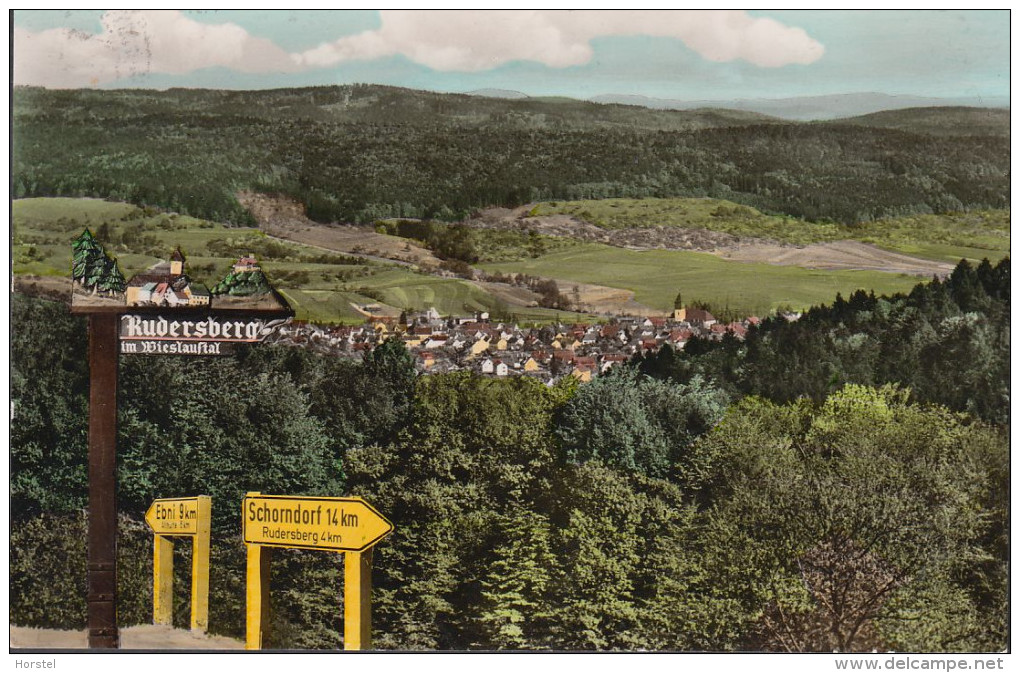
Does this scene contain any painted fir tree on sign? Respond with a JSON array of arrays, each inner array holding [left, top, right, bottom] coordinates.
[[206, 254, 290, 311], [71, 228, 126, 306]]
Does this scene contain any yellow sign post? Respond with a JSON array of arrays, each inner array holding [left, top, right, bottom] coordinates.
[[242, 493, 393, 650], [144, 496, 212, 632], [344, 549, 373, 650]]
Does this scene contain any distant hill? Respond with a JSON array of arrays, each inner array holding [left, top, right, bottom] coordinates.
[[11, 84, 1010, 227], [14, 84, 777, 133], [832, 106, 1011, 138], [589, 92, 1010, 121]]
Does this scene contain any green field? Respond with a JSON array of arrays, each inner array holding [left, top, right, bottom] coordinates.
[[481, 244, 926, 318], [279, 269, 507, 323], [276, 289, 376, 323], [530, 198, 1010, 262], [281, 269, 594, 324], [872, 242, 1011, 265]]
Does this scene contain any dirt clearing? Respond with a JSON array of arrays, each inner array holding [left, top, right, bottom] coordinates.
[[237, 191, 442, 269], [10, 625, 245, 650], [714, 240, 954, 276], [464, 206, 742, 250], [474, 279, 658, 317], [559, 281, 660, 316]]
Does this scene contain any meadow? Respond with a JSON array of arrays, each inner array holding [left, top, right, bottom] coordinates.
[[530, 198, 1010, 263], [481, 243, 926, 318]]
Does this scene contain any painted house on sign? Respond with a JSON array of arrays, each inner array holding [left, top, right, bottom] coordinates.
[[233, 255, 260, 273], [126, 247, 211, 308]]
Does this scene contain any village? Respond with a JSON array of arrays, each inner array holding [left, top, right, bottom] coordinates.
[[73, 235, 803, 383], [267, 305, 802, 382]]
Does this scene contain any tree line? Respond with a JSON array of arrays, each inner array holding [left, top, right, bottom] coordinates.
[[9, 257, 1008, 651]]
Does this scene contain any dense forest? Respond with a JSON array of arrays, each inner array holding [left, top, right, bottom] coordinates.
[[634, 257, 1011, 425], [12, 85, 1009, 227], [10, 256, 1008, 651]]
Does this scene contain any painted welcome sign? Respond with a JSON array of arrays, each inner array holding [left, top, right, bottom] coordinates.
[[71, 230, 293, 356], [119, 315, 289, 355]]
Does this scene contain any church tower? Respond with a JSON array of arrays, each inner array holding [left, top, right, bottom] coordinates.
[[170, 247, 185, 276]]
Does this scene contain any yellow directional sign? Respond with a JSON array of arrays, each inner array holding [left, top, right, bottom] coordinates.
[[145, 495, 212, 633], [145, 497, 203, 536], [242, 494, 393, 553]]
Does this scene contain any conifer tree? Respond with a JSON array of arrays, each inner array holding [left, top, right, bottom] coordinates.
[[72, 228, 124, 295], [98, 256, 126, 294], [71, 229, 102, 286], [476, 509, 556, 649]]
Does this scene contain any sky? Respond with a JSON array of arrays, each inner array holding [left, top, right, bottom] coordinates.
[[11, 10, 1011, 102]]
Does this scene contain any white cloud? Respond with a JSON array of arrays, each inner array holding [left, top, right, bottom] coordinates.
[[13, 10, 824, 88], [14, 10, 297, 88], [294, 10, 824, 71]]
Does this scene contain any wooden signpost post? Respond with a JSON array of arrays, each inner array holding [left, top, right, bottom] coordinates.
[[82, 312, 120, 648], [144, 496, 212, 632], [241, 493, 394, 650], [70, 234, 292, 648]]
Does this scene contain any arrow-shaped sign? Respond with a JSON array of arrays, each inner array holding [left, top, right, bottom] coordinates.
[[242, 494, 393, 553], [145, 497, 206, 536]]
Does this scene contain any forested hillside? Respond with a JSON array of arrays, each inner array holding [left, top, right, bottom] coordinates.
[[832, 106, 1011, 138], [12, 85, 1009, 226], [9, 257, 1009, 651]]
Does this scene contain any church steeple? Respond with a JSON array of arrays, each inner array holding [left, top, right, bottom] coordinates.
[[170, 247, 186, 276]]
